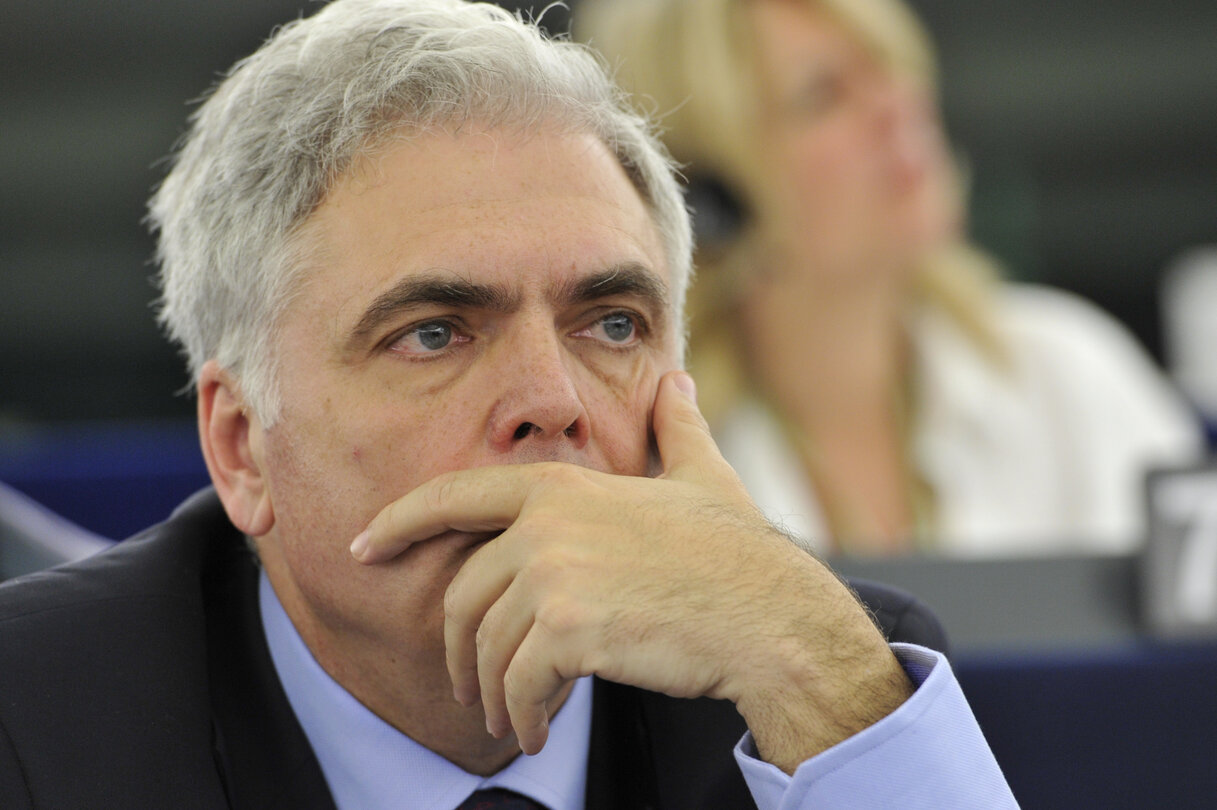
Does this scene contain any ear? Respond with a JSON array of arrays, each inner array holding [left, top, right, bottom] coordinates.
[[197, 360, 275, 537]]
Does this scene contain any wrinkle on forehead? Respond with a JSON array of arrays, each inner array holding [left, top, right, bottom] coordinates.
[[283, 123, 675, 356]]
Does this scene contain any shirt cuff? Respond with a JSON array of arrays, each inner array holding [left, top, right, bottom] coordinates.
[[733, 643, 1017, 809]]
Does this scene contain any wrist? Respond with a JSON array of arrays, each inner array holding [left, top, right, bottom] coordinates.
[[733, 629, 914, 774]]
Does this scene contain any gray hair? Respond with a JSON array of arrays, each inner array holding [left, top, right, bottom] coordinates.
[[148, 0, 692, 424]]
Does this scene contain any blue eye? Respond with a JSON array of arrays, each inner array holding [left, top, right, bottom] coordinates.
[[414, 321, 452, 351], [389, 320, 467, 357], [600, 313, 636, 343]]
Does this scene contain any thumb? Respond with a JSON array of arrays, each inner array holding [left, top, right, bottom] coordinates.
[[653, 370, 725, 482]]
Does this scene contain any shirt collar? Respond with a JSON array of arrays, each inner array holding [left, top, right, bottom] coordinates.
[[258, 570, 590, 810]]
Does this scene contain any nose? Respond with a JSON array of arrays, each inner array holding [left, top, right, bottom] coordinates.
[[869, 76, 937, 170], [485, 321, 591, 454], [879, 73, 936, 130], [869, 74, 910, 136]]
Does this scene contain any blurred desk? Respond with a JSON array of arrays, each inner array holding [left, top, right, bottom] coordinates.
[[958, 641, 1217, 808], [834, 554, 1217, 808], [831, 553, 1142, 653]]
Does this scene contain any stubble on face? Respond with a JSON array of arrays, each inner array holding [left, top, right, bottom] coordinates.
[[244, 124, 678, 743]]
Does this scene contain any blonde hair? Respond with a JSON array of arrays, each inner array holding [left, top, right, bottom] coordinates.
[[576, 0, 1004, 421]]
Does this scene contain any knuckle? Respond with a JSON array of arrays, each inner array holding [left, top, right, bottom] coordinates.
[[520, 548, 587, 609], [442, 583, 468, 625], [529, 464, 561, 493], [532, 461, 581, 492], [501, 660, 531, 702], [534, 594, 586, 639], [524, 513, 565, 548], [424, 472, 459, 515], [513, 513, 572, 562], [473, 620, 494, 656], [376, 500, 403, 536], [579, 646, 614, 678], [518, 542, 572, 585], [676, 402, 711, 433]]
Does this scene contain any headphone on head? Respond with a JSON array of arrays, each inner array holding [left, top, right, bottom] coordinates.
[[683, 171, 751, 252]]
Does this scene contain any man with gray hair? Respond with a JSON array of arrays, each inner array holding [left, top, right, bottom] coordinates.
[[0, 1, 1014, 807]]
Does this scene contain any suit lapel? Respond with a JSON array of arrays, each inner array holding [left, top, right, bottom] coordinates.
[[586, 680, 757, 810], [585, 678, 661, 809], [198, 512, 337, 810]]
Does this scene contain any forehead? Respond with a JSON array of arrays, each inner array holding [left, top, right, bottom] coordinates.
[[750, 0, 855, 66], [298, 125, 671, 309]]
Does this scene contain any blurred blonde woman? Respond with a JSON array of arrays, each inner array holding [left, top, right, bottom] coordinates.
[[575, 0, 1203, 556]]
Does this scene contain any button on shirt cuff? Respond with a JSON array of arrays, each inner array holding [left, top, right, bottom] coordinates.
[[733, 643, 1017, 809]]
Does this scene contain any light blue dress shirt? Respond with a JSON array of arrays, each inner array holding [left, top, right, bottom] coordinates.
[[734, 644, 1017, 808], [259, 573, 588, 810], [260, 572, 1017, 809]]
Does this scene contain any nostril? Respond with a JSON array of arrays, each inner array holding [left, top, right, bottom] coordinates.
[[513, 422, 537, 441]]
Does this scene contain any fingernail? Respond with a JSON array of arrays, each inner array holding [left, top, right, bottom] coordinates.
[[673, 371, 697, 402], [349, 531, 369, 561], [522, 717, 548, 755]]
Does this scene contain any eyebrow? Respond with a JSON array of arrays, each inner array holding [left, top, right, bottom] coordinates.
[[345, 262, 670, 349], [347, 273, 517, 347], [562, 263, 670, 313]]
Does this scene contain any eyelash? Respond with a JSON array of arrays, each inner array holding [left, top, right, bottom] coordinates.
[[384, 309, 649, 359], [385, 318, 470, 359], [579, 309, 648, 348]]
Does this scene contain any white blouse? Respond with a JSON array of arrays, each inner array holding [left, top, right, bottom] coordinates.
[[715, 284, 1206, 556]]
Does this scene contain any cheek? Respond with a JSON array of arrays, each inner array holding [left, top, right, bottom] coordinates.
[[763, 132, 858, 240], [790, 131, 871, 205], [583, 357, 662, 476], [267, 388, 482, 534], [261, 419, 373, 541], [341, 398, 488, 494], [915, 163, 963, 239], [259, 423, 460, 652]]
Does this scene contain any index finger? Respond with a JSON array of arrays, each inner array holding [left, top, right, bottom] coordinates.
[[350, 463, 542, 564]]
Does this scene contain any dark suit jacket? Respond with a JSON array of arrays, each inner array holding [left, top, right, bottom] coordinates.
[[0, 489, 947, 809]]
